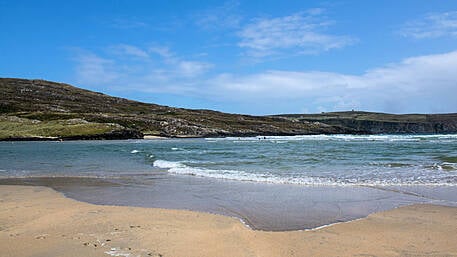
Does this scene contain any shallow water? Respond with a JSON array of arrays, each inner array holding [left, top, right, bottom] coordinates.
[[2, 134, 457, 185], [4, 175, 455, 231], [1, 135, 457, 230]]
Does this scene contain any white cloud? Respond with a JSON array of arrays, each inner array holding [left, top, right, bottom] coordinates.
[[74, 53, 119, 85], [73, 47, 457, 114], [73, 45, 212, 93], [177, 61, 213, 77], [110, 44, 149, 59], [237, 10, 355, 57], [148, 46, 213, 77], [148, 46, 174, 59], [205, 51, 457, 113], [400, 11, 457, 39]]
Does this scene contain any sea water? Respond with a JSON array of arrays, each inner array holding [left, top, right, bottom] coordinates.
[[1, 134, 457, 230], [2, 134, 456, 185]]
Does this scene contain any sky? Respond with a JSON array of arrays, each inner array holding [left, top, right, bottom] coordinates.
[[1, 0, 457, 115]]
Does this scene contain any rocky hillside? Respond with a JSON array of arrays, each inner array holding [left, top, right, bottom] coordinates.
[[0, 78, 354, 140], [273, 111, 457, 134]]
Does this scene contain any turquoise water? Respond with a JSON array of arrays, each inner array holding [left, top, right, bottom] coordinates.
[[1, 134, 457, 186]]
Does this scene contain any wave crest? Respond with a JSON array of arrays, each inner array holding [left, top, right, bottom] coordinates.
[[153, 160, 456, 186]]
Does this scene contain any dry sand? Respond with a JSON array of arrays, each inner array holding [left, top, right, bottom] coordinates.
[[1, 185, 456, 257]]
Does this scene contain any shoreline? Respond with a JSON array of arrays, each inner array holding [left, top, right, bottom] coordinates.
[[2, 176, 457, 232], [3, 132, 457, 142], [1, 184, 457, 257], [0, 182, 418, 233], [0, 176, 437, 231]]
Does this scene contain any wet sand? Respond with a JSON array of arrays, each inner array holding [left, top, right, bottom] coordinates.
[[2, 176, 457, 231], [1, 185, 457, 257]]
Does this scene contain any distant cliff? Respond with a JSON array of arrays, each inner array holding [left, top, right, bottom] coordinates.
[[273, 111, 457, 134], [0, 78, 354, 140]]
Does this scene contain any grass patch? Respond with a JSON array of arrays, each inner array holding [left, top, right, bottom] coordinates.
[[0, 116, 123, 139]]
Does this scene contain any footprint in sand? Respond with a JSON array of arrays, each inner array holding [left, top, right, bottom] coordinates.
[[35, 234, 47, 239]]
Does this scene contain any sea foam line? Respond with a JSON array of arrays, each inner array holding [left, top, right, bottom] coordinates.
[[206, 134, 457, 142], [152, 160, 457, 186]]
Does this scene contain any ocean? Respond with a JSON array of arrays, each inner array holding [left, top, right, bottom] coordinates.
[[1, 134, 457, 230]]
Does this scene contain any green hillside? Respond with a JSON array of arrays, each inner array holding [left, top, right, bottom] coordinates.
[[0, 78, 353, 140]]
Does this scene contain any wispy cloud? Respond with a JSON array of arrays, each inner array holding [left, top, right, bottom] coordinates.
[[237, 9, 356, 58], [109, 44, 149, 59], [177, 61, 213, 78], [73, 44, 213, 93], [110, 18, 147, 29], [74, 53, 119, 85], [148, 46, 213, 77], [73, 47, 457, 114], [194, 1, 242, 30], [400, 11, 457, 39]]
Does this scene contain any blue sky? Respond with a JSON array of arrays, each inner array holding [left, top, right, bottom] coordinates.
[[1, 0, 457, 114]]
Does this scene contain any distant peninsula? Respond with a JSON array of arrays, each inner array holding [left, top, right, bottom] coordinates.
[[1, 78, 456, 140]]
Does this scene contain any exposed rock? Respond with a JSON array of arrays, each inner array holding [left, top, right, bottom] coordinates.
[[0, 78, 359, 139], [60, 129, 144, 140], [273, 111, 457, 134], [2, 78, 455, 139]]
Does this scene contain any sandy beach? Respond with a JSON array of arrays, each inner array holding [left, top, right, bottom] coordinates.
[[1, 185, 456, 257]]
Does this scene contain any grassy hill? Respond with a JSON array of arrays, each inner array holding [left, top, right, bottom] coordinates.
[[2, 78, 455, 140], [0, 78, 353, 140]]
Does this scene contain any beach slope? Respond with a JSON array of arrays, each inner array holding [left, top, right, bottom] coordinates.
[[1, 185, 456, 257]]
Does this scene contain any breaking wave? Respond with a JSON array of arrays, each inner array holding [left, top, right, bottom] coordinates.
[[208, 134, 457, 142], [153, 160, 457, 186]]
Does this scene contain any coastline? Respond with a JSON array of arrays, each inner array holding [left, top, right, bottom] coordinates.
[[1, 185, 457, 257], [3, 176, 448, 231]]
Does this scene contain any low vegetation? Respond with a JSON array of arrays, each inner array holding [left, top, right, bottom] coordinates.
[[0, 78, 353, 140], [0, 116, 122, 139], [1, 78, 456, 140]]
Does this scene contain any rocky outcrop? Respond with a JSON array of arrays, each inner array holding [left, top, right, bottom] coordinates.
[[274, 112, 457, 134], [60, 129, 144, 140], [318, 119, 457, 134], [0, 129, 144, 141], [0, 136, 58, 141]]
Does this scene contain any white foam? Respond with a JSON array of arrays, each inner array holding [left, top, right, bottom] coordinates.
[[130, 150, 140, 154], [153, 159, 457, 186], [154, 159, 314, 184], [104, 248, 131, 257], [153, 160, 185, 169], [207, 134, 457, 142]]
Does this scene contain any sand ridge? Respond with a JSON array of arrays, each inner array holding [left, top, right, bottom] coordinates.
[[1, 185, 457, 257]]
